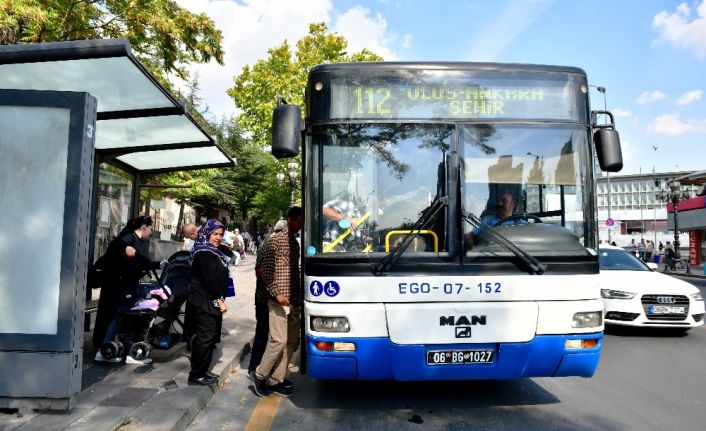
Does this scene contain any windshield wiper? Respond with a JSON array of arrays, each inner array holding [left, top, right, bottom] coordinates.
[[462, 210, 546, 275], [372, 196, 447, 276]]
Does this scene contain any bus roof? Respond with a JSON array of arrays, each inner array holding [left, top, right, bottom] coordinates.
[[310, 62, 587, 76]]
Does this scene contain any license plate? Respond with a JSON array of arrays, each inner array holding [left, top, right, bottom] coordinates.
[[426, 349, 494, 365], [648, 305, 686, 314]]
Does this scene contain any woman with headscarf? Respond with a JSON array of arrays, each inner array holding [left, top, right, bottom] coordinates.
[[186, 219, 230, 385], [93, 216, 161, 363]]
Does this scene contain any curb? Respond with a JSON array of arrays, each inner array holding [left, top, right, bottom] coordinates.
[[121, 339, 252, 431]]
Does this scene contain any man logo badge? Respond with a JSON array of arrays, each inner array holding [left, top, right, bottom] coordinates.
[[455, 326, 472, 338]]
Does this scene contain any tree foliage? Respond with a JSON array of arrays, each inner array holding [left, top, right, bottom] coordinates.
[[228, 22, 383, 149], [0, 0, 224, 81], [226, 23, 383, 218]]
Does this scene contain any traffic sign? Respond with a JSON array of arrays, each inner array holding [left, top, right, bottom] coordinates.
[[605, 217, 615, 227]]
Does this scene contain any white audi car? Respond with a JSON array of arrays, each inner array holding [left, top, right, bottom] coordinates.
[[599, 246, 705, 331]]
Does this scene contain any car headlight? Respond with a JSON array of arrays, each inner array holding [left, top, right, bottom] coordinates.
[[310, 316, 350, 332], [601, 289, 636, 299], [691, 292, 704, 301], [572, 311, 603, 328]]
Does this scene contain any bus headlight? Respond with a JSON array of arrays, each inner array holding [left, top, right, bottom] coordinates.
[[601, 289, 636, 299], [572, 311, 602, 328], [310, 316, 350, 332]]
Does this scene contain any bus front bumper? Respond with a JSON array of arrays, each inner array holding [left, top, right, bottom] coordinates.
[[305, 333, 602, 381]]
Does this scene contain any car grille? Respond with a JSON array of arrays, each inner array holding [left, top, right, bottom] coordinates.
[[605, 311, 639, 321], [693, 313, 704, 323], [641, 294, 689, 321]]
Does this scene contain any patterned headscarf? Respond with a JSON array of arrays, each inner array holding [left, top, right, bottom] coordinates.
[[191, 219, 229, 267]]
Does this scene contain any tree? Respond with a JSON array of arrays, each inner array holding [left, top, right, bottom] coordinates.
[[227, 22, 383, 211], [228, 22, 382, 149], [204, 117, 290, 229], [0, 0, 224, 82]]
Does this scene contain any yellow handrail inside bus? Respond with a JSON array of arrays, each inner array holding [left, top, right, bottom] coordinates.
[[323, 211, 372, 253], [385, 230, 438, 253]]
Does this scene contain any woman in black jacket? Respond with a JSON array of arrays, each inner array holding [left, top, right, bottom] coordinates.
[[187, 219, 230, 385], [93, 216, 161, 363]]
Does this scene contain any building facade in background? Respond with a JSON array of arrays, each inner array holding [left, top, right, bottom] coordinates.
[[597, 170, 706, 266]]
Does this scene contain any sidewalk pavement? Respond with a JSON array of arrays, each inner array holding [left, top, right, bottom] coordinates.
[[0, 254, 257, 431], [664, 263, 706, 279]]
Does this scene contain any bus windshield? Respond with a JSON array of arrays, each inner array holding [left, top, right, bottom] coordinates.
[[462, 124, 592, 256], [308, 123, 451, 256]]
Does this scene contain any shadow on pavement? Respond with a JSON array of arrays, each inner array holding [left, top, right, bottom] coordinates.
[[290, 377, 559, 410], [604, 325, 691, 338]]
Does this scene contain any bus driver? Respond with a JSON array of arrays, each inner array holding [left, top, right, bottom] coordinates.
[[467, 190, 524, 248]]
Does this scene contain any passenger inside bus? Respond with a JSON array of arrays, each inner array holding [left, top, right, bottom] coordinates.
[[323, 191, 365, 236], [322, 187, 373, 253]]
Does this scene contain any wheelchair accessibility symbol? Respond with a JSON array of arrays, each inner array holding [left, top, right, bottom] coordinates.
[[309, 280, 324, 297], [309, 280, 340, 297], [324, 281, 340, 297]]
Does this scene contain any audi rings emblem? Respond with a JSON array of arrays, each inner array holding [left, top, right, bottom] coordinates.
[[657, 296, 676, 304]]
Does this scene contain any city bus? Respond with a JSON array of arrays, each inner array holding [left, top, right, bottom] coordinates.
[[271, 62, 623, 380]]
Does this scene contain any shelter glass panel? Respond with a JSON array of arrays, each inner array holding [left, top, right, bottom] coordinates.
[[0, 106, 68, 334], [116, 146, 231, 171], [96, 115, 210, 149], [94, 163, 134, 261]]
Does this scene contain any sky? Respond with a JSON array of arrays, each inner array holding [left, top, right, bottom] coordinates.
[[174, 0, 706, 175]]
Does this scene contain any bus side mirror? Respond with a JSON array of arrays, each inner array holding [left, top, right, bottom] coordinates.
[[592, 110, 622, 173], [594, 129, 623, 172], [272, 104, 302, 158]]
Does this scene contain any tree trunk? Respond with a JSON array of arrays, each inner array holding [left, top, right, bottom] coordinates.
[[175, 200, 186, 240]]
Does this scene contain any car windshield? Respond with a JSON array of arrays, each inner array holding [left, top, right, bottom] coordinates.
[[598, 248, 649, 271]]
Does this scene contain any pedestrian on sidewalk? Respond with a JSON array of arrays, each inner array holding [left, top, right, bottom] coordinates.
[[182, 223, 198, 251], [248, 219, 288, 376], [252, 207, 303, 398], [645, 240, 654, 262], [93, 216, 162, 363], [186, 219, 230, 386]]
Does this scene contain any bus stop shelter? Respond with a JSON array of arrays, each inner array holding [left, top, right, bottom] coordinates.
[[0, 39, 234, 409]]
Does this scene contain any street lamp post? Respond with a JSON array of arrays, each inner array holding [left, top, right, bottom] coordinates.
[[287, 160, 299, 206], [657, 179, 691, 260]]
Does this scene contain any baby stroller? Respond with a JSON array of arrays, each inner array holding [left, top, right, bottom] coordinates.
[[149, 250, 193, 347], [99, 251, 192, 362]]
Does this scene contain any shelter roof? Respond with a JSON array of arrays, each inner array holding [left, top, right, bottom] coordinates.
[[0, 38, 234, 173]]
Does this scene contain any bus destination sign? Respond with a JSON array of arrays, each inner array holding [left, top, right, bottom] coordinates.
[[328, 75, 583, 121]]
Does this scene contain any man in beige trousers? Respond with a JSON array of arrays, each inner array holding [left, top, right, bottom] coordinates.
[[252, 206, 302, 398]]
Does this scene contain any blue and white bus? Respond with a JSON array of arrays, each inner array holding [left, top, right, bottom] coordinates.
[[271, 62, 623, 380]]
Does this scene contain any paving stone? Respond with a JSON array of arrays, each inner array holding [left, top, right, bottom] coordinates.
[[74, 385, 124, 409], [65, 406, 129, 431], [99, 387, 159, 408], [122, 387, 212, 431], [14, 408, 90, 431]]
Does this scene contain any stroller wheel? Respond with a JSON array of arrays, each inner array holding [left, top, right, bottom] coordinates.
[[100, 341, 122, 360], [130, 341, 152, 360]]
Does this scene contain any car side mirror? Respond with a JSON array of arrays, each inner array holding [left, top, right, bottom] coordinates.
[[646, 262, 659, 271]]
